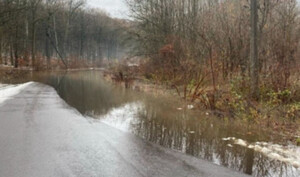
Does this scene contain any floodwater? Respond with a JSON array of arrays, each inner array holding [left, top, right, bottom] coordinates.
[[18, 71, 300, 177]]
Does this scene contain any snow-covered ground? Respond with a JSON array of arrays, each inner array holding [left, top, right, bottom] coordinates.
[[0, 82, 33, 105]]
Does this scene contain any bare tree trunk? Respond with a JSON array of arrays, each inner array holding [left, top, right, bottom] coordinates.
[[31, 16, 36, 68], [53, 15, 59, 57], [14, 0, 20, 68], [4, 50, 7, 65], [63, 1, 72, 60], [250, 0, 259, 99], [30, 0, 42, 69], [14, 24, 19, 68], [24, 12, 29, 64], [63, 17, 70, 59], [0, 38, 2, 64], [46, 31, 68, 69], [79, 15, 84, 60], [45, 16, 51, 69], [9, 37, 14, 66]]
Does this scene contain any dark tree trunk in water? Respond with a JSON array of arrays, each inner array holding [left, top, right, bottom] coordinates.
[[244, 149, 254, 175], [250, 0, 259, 99]]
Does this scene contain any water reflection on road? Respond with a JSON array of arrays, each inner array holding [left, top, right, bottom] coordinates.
[[34, 71, 299, 177]]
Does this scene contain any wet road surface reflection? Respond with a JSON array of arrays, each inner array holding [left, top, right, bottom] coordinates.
[[34, 71, 300, 177]]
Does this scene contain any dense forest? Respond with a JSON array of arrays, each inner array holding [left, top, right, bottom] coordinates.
[[0, 0, 129, 69]]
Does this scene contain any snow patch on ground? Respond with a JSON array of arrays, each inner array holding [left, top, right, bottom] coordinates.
[[0, 82, 34, 105], [222, 137, 300, 168], [98, 102, 144, 132]]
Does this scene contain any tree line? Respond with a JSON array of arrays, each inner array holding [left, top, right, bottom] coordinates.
[[126, 0, 300, 100], [0, 0, 128, 69]]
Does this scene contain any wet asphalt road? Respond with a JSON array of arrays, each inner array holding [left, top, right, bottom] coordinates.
[[0, 82, 249, 177]]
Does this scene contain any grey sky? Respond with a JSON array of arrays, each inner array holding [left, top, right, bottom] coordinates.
[[87, 0, 300, 19], [86, 0, 129, 19]]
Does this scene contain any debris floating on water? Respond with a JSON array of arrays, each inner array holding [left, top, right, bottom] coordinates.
[[221, 137, 300, 168], [234, 139, 247, 147], [187, 105, 194, 110], [227, 144, 233, 148], [248, 145, 255, 149], [222, 137, 236, 141]]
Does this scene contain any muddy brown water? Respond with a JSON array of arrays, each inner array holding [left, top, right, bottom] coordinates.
[[6, 70, 300, 177]]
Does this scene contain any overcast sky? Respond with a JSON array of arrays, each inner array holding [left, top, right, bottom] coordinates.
[[86, 0, 129, 19], [87, 0, 300, 19]]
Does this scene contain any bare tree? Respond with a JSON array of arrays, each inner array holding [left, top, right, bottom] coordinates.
[[250, 0, 259, 99]]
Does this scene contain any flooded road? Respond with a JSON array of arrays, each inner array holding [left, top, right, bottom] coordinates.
[[1, 71, 300, 176], [0, 82, 247, 177]]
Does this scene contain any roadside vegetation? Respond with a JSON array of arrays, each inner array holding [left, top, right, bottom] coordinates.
[[106, 0, 300, 136]]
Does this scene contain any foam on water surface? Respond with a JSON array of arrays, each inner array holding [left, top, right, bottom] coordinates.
[[222, 137, 300, 168]]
